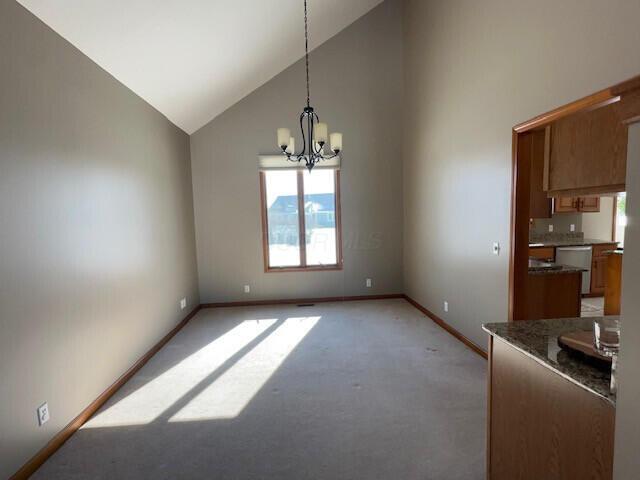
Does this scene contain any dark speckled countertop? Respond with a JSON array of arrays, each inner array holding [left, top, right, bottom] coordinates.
[[528, 258, 587, 275], [529, 238, 618, 248], [483, 317, 616, 406]]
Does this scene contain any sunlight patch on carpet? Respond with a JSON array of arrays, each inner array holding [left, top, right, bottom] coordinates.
[[83, 318, 278, 428], [168, 316, 319, 422]]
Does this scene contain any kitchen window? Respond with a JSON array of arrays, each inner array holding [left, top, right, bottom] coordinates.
[[259, 168, 342, 272]]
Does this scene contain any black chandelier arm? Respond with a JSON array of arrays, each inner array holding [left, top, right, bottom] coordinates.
[[298, 111, 307, 158]]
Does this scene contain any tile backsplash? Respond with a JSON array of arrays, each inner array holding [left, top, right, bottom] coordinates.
[[530, 231, 584, 243], [530, 213, 582, 236]]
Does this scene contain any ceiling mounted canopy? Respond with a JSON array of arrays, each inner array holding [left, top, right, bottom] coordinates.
[[276, 0, 343, 172]]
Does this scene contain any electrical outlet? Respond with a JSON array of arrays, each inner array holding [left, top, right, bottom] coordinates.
[[37, 402, 50, 426], [180, 298, 187, 310], [444, 301, 449, 313], [570, 224, 576, 232], [548, 224, 554, 232], [492, 242, 500, 255], [366, 278, 372, 288], [244, 285, 250, 293]]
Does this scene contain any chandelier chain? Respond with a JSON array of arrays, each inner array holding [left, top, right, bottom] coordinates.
[[304, 0, 310, 107]]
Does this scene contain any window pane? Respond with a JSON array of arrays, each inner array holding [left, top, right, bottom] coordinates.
[[303, 169, 337, 265], [265, 170, 300, 267], [615, 192, 626, 247]]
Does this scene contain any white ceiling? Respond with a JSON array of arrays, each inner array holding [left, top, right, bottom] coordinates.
[[17, 0, 383, 133]]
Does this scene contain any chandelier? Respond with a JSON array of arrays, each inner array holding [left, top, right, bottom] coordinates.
[[276, 0, 343, 172]]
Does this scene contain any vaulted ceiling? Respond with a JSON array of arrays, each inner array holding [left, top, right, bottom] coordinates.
[[17, 0, 383, 133]]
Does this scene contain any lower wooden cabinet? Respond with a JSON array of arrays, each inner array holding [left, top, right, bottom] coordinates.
[[525, 271, 582, 319], [529, 243, 617, 296], [590, 244, 617, 296], [591, 256, 608, 295], [604, 253, 622, 315], [528, 247, 555, 261], [487, 337, 615, 480]]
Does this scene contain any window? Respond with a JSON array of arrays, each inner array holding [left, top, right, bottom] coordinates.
[[260, 168, 342, 271], [614, 192, 627, 247]]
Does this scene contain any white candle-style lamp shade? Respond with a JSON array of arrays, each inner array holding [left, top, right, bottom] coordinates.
[[277, 128, 291, 150], [330, 132, 343, 152], [285, 137, 295, 154], [314, 122, 328, 144]]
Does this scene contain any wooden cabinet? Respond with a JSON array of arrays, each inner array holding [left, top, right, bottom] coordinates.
[[590, 244, 617, 296], [544, 102, 628, 196], [580, 196, 601, 212], [487, 337, 615, 480], [525, 271, 582, 319], [529, 243, 617, 297], [604, 252, 622, 315], [528, 246, 555, 261], [591, 256, 608, 294], [553, 196, 600, 213], [529, 128, 552, 218], [554, 196, 580, 213]]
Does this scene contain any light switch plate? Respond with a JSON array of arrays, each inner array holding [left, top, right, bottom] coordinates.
[[570, 224, 576, 232], [548, 224, 554, 232], [180, 298, 187, 310], [366, 278, 372, 288], [244, 285, 250, 293], [444, 301, 449, 313], [37, 402, 50, 426]]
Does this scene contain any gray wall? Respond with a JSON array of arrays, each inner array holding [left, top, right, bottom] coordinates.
[[614, 123, 640, 478], [402, 0, 640, 349], [191, 0, 403, 303], [0, 2, 199, 477]]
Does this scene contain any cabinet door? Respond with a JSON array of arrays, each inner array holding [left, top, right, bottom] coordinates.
[[591, 256, 608, 295], [488, 338, 615, 480], [529, 129, 552, 219], [579, 196, 600, 212], [553, 197, 578, 213], [545, 102, 627, 195], [529, 247, 555, 261]]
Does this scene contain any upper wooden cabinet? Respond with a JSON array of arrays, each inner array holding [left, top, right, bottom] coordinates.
[[553, 196, 600, 213], [544, 102, 628, 196], [529, 128, 552, 218], [579, 196, 601, 212]]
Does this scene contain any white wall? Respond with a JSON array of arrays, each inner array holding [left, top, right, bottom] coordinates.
[[403, 0, 640, 349], [190, 0, 404, 303], [613, 123, 640, 478], [0, 2, 199, 477]]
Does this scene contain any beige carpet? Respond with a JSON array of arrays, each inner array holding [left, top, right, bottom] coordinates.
[[34, 299, 486, 479]]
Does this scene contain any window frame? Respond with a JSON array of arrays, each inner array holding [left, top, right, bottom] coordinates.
[[259, 169, 343, 273]]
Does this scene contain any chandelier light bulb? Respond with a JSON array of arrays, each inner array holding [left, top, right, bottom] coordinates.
[[285, 137, 295, 154], [315, 122, 328, 144], [277, 128, 291, 150], [330, 132, 343, 153]]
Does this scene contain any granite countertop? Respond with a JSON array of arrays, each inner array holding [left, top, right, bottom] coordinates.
[[528, 258, 587, 275], [483, 317, 616, 406], [529, 238, 618, 248]]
